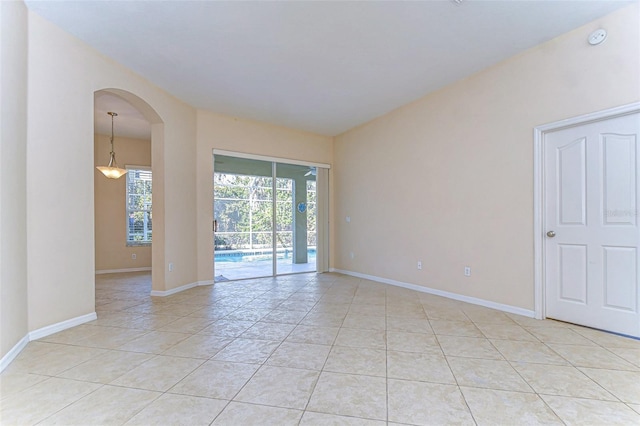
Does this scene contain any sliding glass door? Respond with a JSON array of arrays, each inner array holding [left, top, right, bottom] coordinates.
[[214, 156, 274, 281], [275, 162, 316, 275], [213, 155, 318, 282]]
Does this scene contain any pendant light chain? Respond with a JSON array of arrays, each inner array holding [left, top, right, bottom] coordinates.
[[97, 111, 127, 179], [108, 111, 117, 167]]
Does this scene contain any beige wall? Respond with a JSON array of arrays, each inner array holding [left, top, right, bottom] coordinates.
[[0, 0, 29, 359], [195, 110, 333, 282], [26, 11, 197, 330], [333, 4, 640, 311], [94, 134, 152, 272]]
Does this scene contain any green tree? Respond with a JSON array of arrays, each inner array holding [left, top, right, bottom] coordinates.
[[214, 173, 315, 250]]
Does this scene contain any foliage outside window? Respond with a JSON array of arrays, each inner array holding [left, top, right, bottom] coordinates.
[[214, 174, 316, 250], [127, 167, 152, 245], [306, 180, 317, 247]]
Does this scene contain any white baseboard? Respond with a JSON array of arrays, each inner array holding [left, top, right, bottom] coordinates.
[[0, 334, 29, 373], [29, 312, 98, 341], [150, 281, 199, 297], [330, 268, 535, 318], [150, 279, 215, 297], [95, 267, 151, 275], [2, 312, 98, 373]]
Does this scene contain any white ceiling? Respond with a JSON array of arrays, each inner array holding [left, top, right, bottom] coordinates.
[[94, 91, 151, 140], [27, 0, 635, 137]]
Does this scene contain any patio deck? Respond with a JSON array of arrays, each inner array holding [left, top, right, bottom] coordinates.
[[214, 257, 316, 281]]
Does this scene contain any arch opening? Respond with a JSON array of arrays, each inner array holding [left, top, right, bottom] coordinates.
[[94, 89, 164, 299]]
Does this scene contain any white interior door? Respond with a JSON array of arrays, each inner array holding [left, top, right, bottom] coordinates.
[[544, 111, 640, 337]]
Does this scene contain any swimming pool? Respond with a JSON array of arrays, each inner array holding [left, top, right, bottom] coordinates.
[[215, 248, 317, 263]]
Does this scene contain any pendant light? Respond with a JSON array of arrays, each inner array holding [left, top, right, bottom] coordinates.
[[96, 111, 127, 179]]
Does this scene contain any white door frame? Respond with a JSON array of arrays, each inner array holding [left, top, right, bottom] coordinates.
[[533, 102, 640, 320]]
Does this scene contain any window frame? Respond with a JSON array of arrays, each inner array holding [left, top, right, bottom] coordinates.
[[125, 165, 152, 247]]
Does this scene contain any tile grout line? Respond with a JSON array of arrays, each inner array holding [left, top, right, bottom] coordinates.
[[6, 272, 639, 425], [385, 288, 390, 425]]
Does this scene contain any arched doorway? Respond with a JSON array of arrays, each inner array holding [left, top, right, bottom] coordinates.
[[93, 89, 163, 306]]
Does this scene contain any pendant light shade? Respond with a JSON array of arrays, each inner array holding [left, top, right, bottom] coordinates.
[[96, 164, 127, 179], [97, 111, 127, 179]]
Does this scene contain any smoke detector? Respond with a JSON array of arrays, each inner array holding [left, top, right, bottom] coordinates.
[[588, 29, 607, 46]]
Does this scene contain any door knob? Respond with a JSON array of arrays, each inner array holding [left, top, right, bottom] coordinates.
[[546, 230, 556, 238]]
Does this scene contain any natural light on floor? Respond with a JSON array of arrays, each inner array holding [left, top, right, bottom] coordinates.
[[1, 271, 639, 424]]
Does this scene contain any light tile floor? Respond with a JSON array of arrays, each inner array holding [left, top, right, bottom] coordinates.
[[1, 271, 639, 425]]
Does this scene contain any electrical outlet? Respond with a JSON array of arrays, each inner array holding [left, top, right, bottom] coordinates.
[[417, 261, 422, 270], [131, 253, 136, 260], [464, 266, 471, 277], [169, 262, 174, 272], [349, 252, 355, 259]]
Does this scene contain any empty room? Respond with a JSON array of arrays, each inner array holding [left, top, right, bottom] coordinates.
[[1, 0, 639, 424]]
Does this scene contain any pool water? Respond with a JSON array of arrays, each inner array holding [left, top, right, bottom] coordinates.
[[215, 249, 316, 263]]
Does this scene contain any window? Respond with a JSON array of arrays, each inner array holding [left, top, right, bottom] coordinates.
[[126, 167, 152, 245]]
